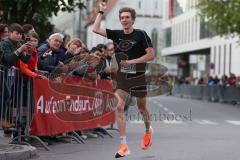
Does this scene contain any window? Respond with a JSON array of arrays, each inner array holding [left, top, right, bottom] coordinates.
[[164, 27, 172, 47], [186, 19, 189, 43], [154, 0, 158, 9], [200, 19, 217, 39], [224, 44, 226, 74], [218, 45, 221, 75], [213, 46, 216, 75], [229, 44, 232, 73], [151, 29, 158, 55], [173, 0, 187, 17], [138, 1, 141, 9]]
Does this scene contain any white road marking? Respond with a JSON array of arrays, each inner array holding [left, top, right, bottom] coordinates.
[[163, 120, 183, 124], [194, 120, 218, 125], [226, 120, 240, 125], [163, 107, 168, 111], [130, 119, 240, 126]]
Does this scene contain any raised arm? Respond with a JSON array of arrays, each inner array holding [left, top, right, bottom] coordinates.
[[92, 2, 107, 37]]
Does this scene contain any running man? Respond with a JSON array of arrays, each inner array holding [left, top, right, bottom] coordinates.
[[93, 1, 155, 158]]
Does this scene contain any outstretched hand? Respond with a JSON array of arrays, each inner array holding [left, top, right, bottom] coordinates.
[[99, 1, 107, 12]]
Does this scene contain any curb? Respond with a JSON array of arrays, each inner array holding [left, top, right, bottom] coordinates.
[[0, 144, 37, 160]]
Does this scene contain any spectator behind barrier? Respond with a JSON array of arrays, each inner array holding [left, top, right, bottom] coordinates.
[[103, 42, 115, 79], [220, 75, 228, 87], [228, 73, 236, 86], [0, 24, 11, 130], [0, 23, 32, 68], [18, 32, 46, 79], [213, 76, 219, 85], [96, 43, 107, 57], [208, 76, 214, 86], [37, 33, 66, 72], [64, 38, 86, 62], [22, 24, 35, 39], [89, 46, 106, 79], [198, 77, 205, 85], [0, 23, 9, 42], [64, 38, 89, 76], [106, 42, 115, 57], [58, 34, 70, 58]]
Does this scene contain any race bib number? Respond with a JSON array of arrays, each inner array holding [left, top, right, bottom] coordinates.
[[121, 64, 136, 74]]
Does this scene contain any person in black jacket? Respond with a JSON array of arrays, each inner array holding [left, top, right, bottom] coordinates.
[[0, 23, 33, 136], [0, 23, 9, 42], [0, 23, 32, 68]]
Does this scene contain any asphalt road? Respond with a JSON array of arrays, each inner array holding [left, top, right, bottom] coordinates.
[[33, 96, 240, 160]]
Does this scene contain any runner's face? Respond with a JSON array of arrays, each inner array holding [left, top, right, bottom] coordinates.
[[120, 12, 134, 30]]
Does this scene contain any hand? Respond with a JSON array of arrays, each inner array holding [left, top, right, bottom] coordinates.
[[61, 65, 69, 73], [85, 55, 100, 68], [42, 49, 52, 57], [120, 60, 131, 68], [74, 47, 82, 55], [35, 70, 48, 75], [99, 1, 107, 12], [104, 67, 111, 73], [58, 61, 64, 66], [68, 61, 78, 71], [17, 42, 33, 52], [25, 42, 33, 50], [73, 54, 87, 61], [36, 74, 47, 79]]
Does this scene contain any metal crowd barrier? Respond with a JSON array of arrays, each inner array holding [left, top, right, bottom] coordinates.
[[0, 64, 51, 150], [172, 84, 240, 103], [0, 64, 117, 151]]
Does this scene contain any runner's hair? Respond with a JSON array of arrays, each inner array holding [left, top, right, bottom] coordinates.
[[119, 7, 136, 22]]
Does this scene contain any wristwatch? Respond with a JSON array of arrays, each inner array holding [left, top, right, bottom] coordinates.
[[14, 51, 20, 56], [98, 11, 104, 15]]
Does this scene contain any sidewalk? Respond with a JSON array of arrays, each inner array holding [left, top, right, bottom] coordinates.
[[0, 131, 37, 160]]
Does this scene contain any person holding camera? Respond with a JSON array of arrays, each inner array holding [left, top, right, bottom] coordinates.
[[18, 32, 46, 79], [0, 23, 33, 137], [22, 24, 35, 39], [0, 23, 32, 68]]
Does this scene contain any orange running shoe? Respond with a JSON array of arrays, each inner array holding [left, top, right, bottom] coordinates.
[[140, 126, 153, 150], [115, 144, 131, 158]]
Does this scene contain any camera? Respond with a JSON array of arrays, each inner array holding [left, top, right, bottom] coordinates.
[[25, 37, 31, 43]]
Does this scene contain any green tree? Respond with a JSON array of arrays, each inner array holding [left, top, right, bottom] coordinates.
[[0, 0, 85, 40], [197, 0, 240, 36]]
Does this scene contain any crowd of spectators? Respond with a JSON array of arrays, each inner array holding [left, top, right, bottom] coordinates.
[[171, 73, 240, 87], [0, 22, 116, 143]]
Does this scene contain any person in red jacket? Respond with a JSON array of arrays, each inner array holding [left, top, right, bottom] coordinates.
[[19, 32, 45, 78]]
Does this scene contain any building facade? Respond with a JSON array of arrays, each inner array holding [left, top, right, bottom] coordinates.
[[162, 0, 240, 78]]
